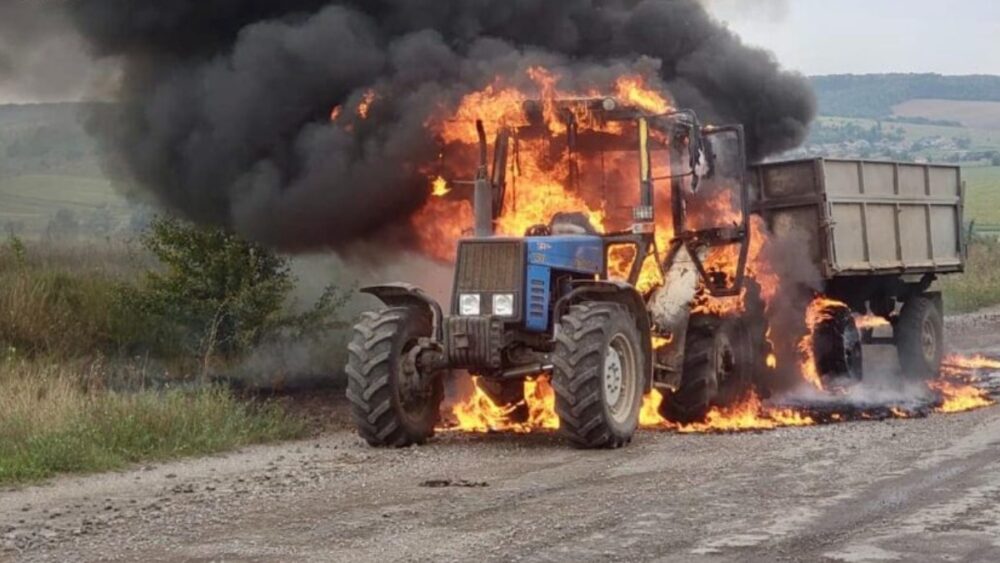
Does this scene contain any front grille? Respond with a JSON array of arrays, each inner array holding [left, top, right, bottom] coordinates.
[[453, 240, 524, 319], [455, 241, 523, 293]]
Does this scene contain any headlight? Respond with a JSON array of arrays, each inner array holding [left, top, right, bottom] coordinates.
[[492, 294, 515, 317], [459, 294, 481, 316]]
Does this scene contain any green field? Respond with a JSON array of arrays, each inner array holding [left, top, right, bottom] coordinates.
[[964, 166, 1000, 225], [893, 99, 1000, 130], [0, 174, 132, 237], [818, 116, 1000, 153]]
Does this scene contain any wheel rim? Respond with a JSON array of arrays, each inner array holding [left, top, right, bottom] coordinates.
[[605, 333, 638, 424], [605, 347, 623, 406], [715, 334, 737, 388], [920, 317, 938, 364]]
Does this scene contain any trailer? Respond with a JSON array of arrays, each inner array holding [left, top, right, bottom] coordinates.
[[751, 158, 965, 378]]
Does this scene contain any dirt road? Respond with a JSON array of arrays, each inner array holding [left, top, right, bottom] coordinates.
[[4, 313, 1000, 563]]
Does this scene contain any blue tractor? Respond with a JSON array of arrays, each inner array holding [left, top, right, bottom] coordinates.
[[346, 98, 759, 448]]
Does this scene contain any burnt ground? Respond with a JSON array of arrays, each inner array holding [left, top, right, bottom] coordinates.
[[4, 308, 1000, 563]]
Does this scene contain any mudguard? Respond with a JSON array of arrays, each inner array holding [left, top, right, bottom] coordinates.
[[554, 280, 654, 390], [361, 284, 444, 341]]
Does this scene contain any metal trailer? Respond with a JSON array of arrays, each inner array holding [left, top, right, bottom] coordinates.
[[751, 158, 965, 377]]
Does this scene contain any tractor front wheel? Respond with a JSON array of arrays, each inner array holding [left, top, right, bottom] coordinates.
[[346, 307, 443, 447], [552, 303, 645, 449]]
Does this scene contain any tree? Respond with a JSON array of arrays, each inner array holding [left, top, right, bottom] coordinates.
[[123, 217, 344, 361]]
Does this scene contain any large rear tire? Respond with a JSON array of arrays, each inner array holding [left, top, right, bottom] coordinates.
[[346, 308, 444, 447], [660, 316, 753, 424], [552, 303, 645, 449], [896, 295, 944, 379]]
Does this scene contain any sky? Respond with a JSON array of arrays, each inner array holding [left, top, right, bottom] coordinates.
[[711, 0, 1000, 75], [0, 0, 998, 104]]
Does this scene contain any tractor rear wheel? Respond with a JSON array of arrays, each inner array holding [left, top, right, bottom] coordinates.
[[813, 304, 864, 383], [346, 308, 443, 447], [660, 316, 753, 424], [896, 295, 944, 379], [552, 303, 645, 449]]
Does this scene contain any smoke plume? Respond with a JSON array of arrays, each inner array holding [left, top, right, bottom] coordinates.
[[63, 0, 816, 252]]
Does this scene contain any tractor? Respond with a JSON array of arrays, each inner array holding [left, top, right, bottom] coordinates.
[[346, 97, 762, 448]]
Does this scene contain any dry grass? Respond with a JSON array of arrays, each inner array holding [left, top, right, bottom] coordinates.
[[0, 359, 305, 485], [0, 239, 310, 485]]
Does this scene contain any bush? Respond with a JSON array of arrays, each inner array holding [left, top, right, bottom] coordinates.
[[122, 216, 346, 362]]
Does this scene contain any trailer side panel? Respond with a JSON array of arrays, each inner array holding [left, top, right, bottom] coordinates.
[[752, 158, 964, 280]]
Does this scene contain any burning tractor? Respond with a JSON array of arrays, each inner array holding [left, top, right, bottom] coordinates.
[[347, 96, 766, 448]]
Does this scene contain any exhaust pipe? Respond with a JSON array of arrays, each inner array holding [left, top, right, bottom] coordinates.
[[474, 120, 493, 237]]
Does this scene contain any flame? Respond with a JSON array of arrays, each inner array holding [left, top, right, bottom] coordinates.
[[639, 390, 815, 432], [448, 377, 558, 433], [652, 334, 673, 350], [943, 354, 1000, 371], [931, 379, 994, 413], [855, 315, 890, 330], [329, 105, 342, 122], [431, 176, 450, 197], [358, 89, 376, 119], [766, 353, 778, 369], [797, 296, 849, 390], [614, 75, 671, 114], [414, 67, 671, 263], [931, 353, 998, 413]]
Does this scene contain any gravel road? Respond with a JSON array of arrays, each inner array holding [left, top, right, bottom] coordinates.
[[4, 312, 1000, 563]]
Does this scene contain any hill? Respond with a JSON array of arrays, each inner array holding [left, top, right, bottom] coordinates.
[[810, 74, 1000, 119], [0, 103, 135, 238]]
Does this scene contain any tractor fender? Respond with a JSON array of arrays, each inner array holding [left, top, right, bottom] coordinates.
[[554, 280, 654, 390], [361, 284, 444, 341]]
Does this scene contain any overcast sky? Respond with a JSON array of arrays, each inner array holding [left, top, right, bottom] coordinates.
[[711, 0, 1000, 75], [0, 1, 998, 104]]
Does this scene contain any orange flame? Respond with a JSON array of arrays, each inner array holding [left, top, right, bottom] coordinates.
[[448, 377, 559, 433], [932, 379, 994, 413], [640, 390, 815, 432], [431, 176, 450, 197], [855, 315, 890, 330], [358, 89, 376, 119], [943, 354, 1000, 371], [797, 296, 848, 389]]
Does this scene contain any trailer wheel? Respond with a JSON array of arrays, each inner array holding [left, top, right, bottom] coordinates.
[[896, 295, 944, 379], [813, 305, 863, 383], [660, 316, 753, 424], [552, 302, 645, 449], [346, 308, 443, 447]]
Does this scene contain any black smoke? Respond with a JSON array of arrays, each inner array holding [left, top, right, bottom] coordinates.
[[64, 0, 816, 251]]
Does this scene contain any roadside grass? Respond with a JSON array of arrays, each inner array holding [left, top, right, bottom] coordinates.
[[0, 240, 151, 359], [940, 239, 1000, 314], [0, 359, 306, 485]]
